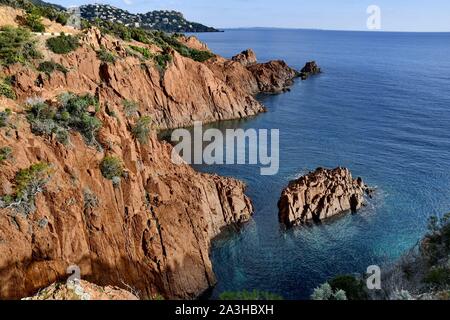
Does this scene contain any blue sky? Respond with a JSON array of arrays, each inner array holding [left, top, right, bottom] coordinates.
[[52, 0, 450, 32]]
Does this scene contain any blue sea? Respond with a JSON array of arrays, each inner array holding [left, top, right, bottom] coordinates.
[[192, 29, 450, 300]]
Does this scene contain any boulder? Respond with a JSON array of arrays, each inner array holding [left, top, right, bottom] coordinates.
[[300, 61, 321, 80], [278, 167, 371, 227]]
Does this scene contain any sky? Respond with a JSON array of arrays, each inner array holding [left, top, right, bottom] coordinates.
[[51, 0, 450, 32]]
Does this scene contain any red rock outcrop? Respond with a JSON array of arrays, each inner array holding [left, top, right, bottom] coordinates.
[[23, 280, 139, 300], [278, 168, 371, 227], [232, 49, 257, 67]]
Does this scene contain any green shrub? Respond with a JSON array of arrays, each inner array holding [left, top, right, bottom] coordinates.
[[0, 81, 16, 99], [0, 26, 42, 65], [46, 33, 79, 54], [97, 47, 117, 64], [38, 60, 68, 76], [219, 290, 283, 301], [24, 11, 45, 32], [311, 282, 348, 300], [425, 267, 450, 286], [188, 49, 214, 62], [0, 146, 13, 164], [131, 116, 152, 144], [0, 108, 12, 127], [329, 275, 367, 300], [0, 162, 53, 215], [154, 53, 172, 71], [100, 156, 123, 180], [26, 93, 102, 146], [122, 99, 139, 117], [55, 13, 68, 26], [129, 45, 152, 59]]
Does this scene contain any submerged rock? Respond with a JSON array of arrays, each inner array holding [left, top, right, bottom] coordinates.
[[278, 167, 371, 227], [300, 61, 321, 80]]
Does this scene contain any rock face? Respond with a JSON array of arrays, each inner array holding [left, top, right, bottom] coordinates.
[[278, 168, 370, 227], [23, 280, 139, 300], [0, 113, 253, 300], [248, 60, 299, 93], [232, 49, 258, 67], [300, 61, 321, 80], [209, 49, 300, 95]]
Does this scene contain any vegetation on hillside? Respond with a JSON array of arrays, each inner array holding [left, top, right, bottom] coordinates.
[[37, 60, 68, 76], [0, 162, 53, 215], [0, 108, 12, 127], [26, 93, 102, 147], [0, 0, 68, 25], [313, 213, 450, 300], [100, 156, 123, 187], [131, 116, 151, 144], [23, 9, 45, 32], [128, 45, 172, 71], [97, 47, 117, 64], [0, 146, 12, 164], [311, 283, 348, 300], [0, 26, 42, 65], [46, 32, 79, 54], [0, 79, 16, 99], [85, 19, 214, 63]]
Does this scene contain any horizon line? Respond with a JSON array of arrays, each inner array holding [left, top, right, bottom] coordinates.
[[211, 26, 450, 34]]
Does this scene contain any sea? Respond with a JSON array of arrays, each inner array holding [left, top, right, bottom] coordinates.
[[189, 29, 450, 299]]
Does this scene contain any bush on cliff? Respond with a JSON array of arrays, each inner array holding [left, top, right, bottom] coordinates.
[[131, 116, 152, 144], [0, 26, 42, 65], [97, 47, 117, 64], [26, 93, 102, 146], [0, 80, 16, 99], [24, 10, 46, 32], [0, 146, 13, 164], [37, 60, 68, 76], [329, 275, 368, 300], [154, 52, 172, 71], [129, 45, 152, 59], [100, 156, 123, 181], [122, 99, 139, 117], [0, 162, 53, 215], [46, 33, 79, 54], [311, 283, 348, 300], [0, 108, 12, 127]]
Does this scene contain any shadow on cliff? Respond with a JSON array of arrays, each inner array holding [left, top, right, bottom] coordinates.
[[0, 251, 215, 300]]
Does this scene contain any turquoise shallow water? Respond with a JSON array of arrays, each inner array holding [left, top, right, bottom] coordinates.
[[191, 29, 450, 299]]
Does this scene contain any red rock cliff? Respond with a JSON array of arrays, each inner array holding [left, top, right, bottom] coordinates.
[[0, 23, 298, 299]]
